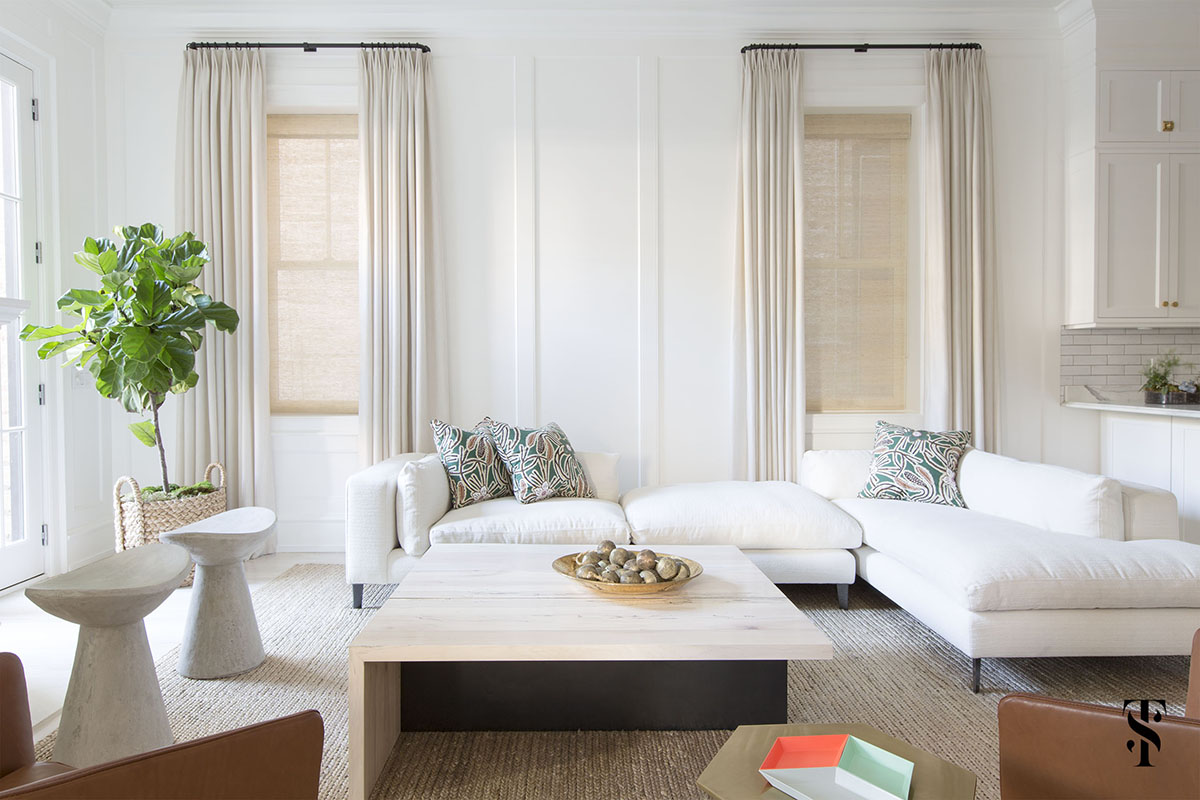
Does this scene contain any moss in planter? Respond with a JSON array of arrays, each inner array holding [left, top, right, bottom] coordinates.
[[138, 480, 217, 503]]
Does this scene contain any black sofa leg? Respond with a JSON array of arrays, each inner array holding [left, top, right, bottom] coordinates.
[[836, 583, 849, 610], [970, 658, 981, 693], [352, 583, 364, 609]]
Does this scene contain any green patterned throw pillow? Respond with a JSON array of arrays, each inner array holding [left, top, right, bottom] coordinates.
[[859, 421, 972, 507], [430, 418, 513, 508], [484, 419, 593, 504]]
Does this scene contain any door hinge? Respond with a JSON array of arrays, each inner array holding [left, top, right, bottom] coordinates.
[[40, 524, 47, 546], [34, 241, 42, 264], [37, 384, 45, 405], [31, 98, 38, 122]]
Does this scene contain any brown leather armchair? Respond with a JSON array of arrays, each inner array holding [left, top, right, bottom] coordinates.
[[0, 653, 324, 799], [998, 629, 1200, 799]]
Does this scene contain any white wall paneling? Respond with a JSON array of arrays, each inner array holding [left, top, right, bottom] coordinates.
[[90, 12, 1081, 550], [271, 415, 357, 551]]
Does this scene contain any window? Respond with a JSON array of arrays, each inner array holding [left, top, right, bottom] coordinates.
[[0, 53, 41, 589], [266, 114, 359, 414], [803, 113, 911, 413]]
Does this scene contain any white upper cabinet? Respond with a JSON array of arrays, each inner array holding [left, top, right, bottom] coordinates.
[[1172, 73, 1200, 143], [1096, 153, 1169, 319], [1170, 155, 1200, 318], [1099, 70, 1200, 143]]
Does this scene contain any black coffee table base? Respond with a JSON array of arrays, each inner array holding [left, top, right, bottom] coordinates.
[[400, 659, 786, 731]]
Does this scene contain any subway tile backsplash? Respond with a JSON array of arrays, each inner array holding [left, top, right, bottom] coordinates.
[[1060, 328, 1200, 390]]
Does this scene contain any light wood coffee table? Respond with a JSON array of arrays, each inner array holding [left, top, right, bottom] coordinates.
[[349, 543, 832, 800]]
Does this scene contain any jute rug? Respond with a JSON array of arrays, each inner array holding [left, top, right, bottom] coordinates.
[[36, 564, 1189, 800]]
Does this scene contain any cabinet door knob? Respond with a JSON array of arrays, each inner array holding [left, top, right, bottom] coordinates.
[[1172, 301, 1180, 307], [1163, 120, 1176, 132], [1163, 300, 1170, 307]]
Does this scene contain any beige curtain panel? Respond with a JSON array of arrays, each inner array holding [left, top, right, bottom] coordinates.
[[175, 47, 275, 551], [358, 48, 445, 465], [924, 48, 999, 450], [733, 49, 805, 481]]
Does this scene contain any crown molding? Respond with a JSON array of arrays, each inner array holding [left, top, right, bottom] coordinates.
[[102, 1, 1062, 40]]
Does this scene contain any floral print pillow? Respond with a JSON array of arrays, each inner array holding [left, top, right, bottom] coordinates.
[[430, 418, 513, 508], [859, 420, 972, 507], [482, 418, 593, 504]]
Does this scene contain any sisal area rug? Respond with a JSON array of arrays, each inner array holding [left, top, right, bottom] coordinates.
[[36, 564, 1188, 800]]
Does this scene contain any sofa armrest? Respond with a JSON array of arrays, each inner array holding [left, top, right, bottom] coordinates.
[[346, 454, 423, 584], [999, 693, 1200, 799], [1120, 481, 1180, 541], [0, 711, 323, 800]]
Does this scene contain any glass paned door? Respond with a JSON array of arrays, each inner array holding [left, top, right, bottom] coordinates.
[[0, 54, 42, 590]]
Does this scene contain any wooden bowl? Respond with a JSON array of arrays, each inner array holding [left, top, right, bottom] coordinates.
[[552, 552, 703, 594]]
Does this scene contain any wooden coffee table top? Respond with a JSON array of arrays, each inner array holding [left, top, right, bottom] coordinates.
[[350, 543, 832, 663], [698, 723, 977, 799]]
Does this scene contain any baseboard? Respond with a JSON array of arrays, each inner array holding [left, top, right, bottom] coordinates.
[[273, 544, 346, 553]]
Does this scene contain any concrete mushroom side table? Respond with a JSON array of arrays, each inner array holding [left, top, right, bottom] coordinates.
[[161, 507, 276, 680], [25, 543, 192, 768]]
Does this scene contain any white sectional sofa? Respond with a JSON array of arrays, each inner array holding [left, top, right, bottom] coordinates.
[[345, 452, 862, 609], [346, 443, 1200, 692], [801, 447, 1200, 691]]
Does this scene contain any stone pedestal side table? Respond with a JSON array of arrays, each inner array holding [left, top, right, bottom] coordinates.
[[161, 507, 276, 680], [25, 543, 192, 768]]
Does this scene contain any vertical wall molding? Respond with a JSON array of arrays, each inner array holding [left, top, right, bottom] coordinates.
[[636, 54, 661, 486], [512, 56, 539, 424]]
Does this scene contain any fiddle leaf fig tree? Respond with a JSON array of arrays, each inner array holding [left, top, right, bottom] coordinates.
[[20, 224, 239, 492]]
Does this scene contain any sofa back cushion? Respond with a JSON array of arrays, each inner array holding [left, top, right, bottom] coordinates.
[[621, 481, 862, 549], [575, 452, 621, 502], [958, 448, 1125, 541], [800, 450, 872, 500]]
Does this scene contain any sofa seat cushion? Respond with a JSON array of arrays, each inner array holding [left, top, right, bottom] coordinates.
[[429, 497, 630, 545], [836, 498, 1200, 612], [622, 481, 862, 549]]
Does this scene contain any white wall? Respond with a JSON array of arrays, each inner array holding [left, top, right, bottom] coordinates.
[[98, 3, 1093, 550], [0, 1, 112, 572]]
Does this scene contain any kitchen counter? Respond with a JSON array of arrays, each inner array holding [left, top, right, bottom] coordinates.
[[1062, 385, 1200, 418]]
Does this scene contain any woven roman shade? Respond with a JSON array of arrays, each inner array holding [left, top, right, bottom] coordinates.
[[803, 113, 911, 413], [266, 114, 359, 414]]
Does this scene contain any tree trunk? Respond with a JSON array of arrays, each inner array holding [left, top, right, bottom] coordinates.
[[151, 397, 170, 491]]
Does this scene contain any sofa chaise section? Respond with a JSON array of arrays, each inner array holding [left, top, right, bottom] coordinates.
[[802, 447, 1200, 691]]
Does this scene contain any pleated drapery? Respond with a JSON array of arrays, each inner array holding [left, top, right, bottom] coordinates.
[[733, 49, 805, 481], [924, 49, 999, 450], [357, 49, 444, 465], [175, 47, 275, 551]]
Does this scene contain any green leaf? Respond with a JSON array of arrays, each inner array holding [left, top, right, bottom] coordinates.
[[20, 323, 83, 341], [74, 251, 103, 275], [36, 339, 85, 359], [198, 300, 239, 332], [170, 370, 200, 394], [128, 420, 158, 448], [118, 327, 164, 363], [57, 288, 106, 310], [164, 259, 204, 284], [97, 249, 119, 275], [160, 335, 195, 378], [156, 306, 205, 332], [100, 269, 134, 291], [83, 237, 101, 256]]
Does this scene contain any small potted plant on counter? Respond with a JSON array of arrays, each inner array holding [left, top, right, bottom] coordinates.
[[1140, 351, 1200, 405], [20, 224, 239, 564]]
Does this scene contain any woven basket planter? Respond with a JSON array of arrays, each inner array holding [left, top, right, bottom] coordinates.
[[113, 463, 227, 587]]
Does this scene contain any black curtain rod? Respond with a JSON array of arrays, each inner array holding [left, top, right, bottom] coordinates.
[[741, 42, 980, 53], [186, 41, 431, 53]]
